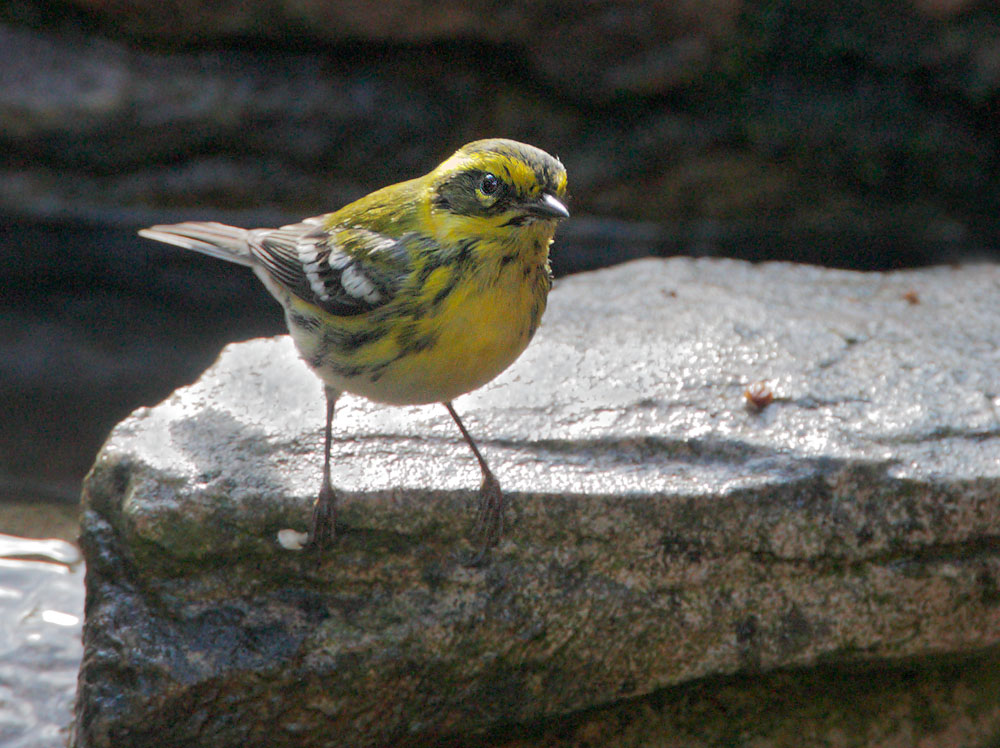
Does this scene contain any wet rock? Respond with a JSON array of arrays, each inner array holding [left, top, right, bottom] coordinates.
[[74, 258, 1000, 747]]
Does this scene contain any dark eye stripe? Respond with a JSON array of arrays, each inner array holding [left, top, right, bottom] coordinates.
[[432, 166, 525, 217]]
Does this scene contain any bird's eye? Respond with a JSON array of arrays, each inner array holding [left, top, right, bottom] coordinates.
[[479, 173, 500, 196]]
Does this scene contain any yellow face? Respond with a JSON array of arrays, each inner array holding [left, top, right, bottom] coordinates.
[[425, 139, 569, 246]]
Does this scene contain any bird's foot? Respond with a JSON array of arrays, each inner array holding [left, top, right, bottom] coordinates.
[[306, 482, 338, 552], [467, 472, 505, 564]]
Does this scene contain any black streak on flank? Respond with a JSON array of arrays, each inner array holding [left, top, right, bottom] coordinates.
[[308, 350, 326, 370], [431, 271, 461, 307], [339, 327, 385, 352], [289, 312, 320, 332], [454, 238, 476, 267], [405, 299, 431, 321], [317, 325, 388, 357], [394, 324, 439, 357], [416, 259, 440, 286]]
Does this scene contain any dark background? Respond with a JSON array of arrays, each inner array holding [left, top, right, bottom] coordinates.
[[2, 0, 998, 509]]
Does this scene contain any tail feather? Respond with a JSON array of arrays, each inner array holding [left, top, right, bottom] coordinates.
[[138, 222, 255, 267]]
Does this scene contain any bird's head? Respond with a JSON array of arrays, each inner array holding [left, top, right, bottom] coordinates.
[[426, 139, 569, 246]]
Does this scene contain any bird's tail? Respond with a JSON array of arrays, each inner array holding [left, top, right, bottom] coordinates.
[[138, 222, 255, 267]]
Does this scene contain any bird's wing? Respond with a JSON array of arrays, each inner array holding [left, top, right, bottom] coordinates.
[[249, 217, 413, 317]]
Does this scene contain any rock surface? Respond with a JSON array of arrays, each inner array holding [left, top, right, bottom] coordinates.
[[3, 1, 1000, 265], [6, 0, 1000, 508], [75, 257, 1000, 747], [490, 653, 1000, 748]]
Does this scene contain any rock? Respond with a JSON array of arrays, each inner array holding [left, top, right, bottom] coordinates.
[[491, 653, 1000, 747], [74, 257, 1000, 747], [3, 3, 1000, 266], [0, 23, 469, 214], [48, 0, 741, 99]]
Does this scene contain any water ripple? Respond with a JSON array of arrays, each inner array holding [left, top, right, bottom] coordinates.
[[0, 534, 84, 748]]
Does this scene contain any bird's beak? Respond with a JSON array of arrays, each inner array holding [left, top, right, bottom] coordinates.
[[526, 192, 570, 219]]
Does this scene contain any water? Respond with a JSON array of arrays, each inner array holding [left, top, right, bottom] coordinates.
[[0, 535, 84, 748]]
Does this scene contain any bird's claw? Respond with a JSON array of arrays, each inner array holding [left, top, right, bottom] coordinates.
[[306, 482, 338, 552], [472, 472, 505, 551]]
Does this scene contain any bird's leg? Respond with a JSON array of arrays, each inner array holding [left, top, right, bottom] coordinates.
[[444, 402, 505, 552], [308, 387, 340, 550]]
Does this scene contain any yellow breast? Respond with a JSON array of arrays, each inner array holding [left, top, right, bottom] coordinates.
[[345, 256, 548, 404], [287, 223, 555, 406], [392, 269, 546, 403]]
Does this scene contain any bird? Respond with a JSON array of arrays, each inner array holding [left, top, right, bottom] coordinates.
[[139, 138, 569, 554]]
